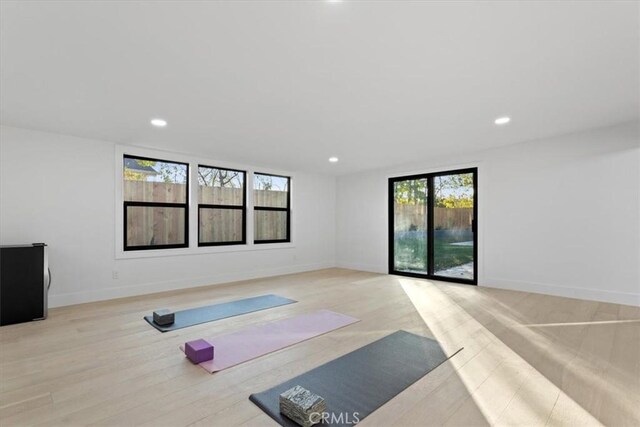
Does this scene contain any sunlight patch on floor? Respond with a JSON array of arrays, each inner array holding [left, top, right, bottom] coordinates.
[[398, 278, 605, 426]]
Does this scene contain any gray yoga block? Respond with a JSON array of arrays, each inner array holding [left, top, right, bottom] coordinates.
[[153, 309, 175, 326], [279, 385, 326, 427]]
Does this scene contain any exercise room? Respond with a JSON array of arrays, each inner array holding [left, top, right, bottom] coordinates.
[[0, 1, 638, 426]]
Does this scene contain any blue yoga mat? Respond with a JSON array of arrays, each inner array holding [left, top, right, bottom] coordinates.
[[144, 294, 297, 332]]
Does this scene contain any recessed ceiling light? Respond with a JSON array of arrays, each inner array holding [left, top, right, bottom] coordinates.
[[494, 116, 511, 125], [329, 157, 339, 163], [150, 118, 167, 127]]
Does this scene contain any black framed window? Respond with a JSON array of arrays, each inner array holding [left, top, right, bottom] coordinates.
[[198, 165, 246, 246], [389, 168, 477, 285], [123, 155, 189, 251], [254, 173, 290, 243]]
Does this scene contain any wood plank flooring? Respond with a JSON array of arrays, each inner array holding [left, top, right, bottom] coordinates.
[[1, 268, 638, 426]]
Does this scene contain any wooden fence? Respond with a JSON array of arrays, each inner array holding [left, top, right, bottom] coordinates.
[[124, 181, 287, 246], [395, 204, 473, 231]]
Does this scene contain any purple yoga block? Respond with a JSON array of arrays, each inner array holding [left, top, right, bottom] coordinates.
[[185, 339, 214, 364]]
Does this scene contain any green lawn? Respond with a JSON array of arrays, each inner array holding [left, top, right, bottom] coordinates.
[[433, 239, 473, 272], [394, 235, 473, 272]]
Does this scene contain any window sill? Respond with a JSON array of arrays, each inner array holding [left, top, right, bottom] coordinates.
[[115, 242, 296, 260]]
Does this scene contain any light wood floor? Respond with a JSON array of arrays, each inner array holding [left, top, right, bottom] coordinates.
[[1, 268, 639, 426]]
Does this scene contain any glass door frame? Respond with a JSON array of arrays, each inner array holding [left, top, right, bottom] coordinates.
[[388, 167, 478, 285]]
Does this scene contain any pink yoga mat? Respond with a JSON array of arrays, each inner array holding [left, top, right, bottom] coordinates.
[[179, 310, 359, 373]]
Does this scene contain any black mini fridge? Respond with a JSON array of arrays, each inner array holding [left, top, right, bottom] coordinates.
[[0, 243, 50, 326]]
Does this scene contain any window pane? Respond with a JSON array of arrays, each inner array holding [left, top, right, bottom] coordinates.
[[254, 174, 289, 208], [124, 157, 188, 203], [433, 173, 474, 280], [393, 178, 428, 273], [199, 208, 243, 244], [198, 166, 244, 206], [254, 210, 287, 241], [126, 206, 186, 247]]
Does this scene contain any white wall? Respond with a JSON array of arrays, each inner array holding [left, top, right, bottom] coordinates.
[[2, 122, 638, 308], [0, 126, 336, 307], [336, 121, 640, 306]]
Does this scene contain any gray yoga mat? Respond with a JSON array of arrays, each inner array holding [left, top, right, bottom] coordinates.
[[249, 330, 462, 426], [144, 294, 296, 332]]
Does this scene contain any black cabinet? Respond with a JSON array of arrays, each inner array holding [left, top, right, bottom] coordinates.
[[0, 244, 50, 326]]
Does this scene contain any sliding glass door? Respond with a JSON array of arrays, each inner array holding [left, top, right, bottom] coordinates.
[[391, 177, 429, 274], [433, 171, 475, 281], [389, 168, 477, 285]]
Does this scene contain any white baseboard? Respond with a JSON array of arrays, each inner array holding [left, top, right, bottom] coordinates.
[[48, 262, 336, 308], [48, 264, 639, 308], [483, 277, 640, 307], [335, 264, 639, 306], [335, 261, 386, 274]]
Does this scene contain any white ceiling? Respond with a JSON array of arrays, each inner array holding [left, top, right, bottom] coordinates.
[[1, 1, 638, 175]]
